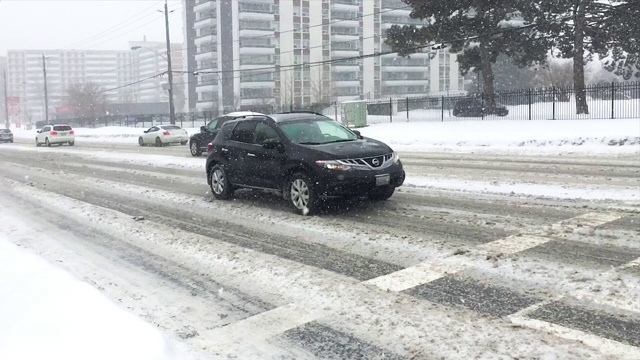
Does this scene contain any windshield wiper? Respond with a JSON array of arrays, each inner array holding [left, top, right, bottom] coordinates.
[[325, 139, 356, 144], [299, 142, 322, 145]]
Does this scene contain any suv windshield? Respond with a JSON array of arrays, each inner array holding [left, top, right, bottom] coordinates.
[[279, 119, 357, 145], [0, 129, 11, 133]]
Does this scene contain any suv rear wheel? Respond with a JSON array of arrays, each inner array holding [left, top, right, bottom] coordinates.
[[368, 186, 395, 201], [190, 140, 202, 156], [289, 173, 317, 215], [210, 165, 232, 200]]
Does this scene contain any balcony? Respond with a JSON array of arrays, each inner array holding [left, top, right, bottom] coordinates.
[[194, 17, 216, 28], [239, 27, 274, 37], [382, 79, 429, 86], [239, 46, 276, 55], [331, 49, 360, 57], [332, 64, 360, 72], [195, 51, 216, 61], [240, 81, 274, 88], [334, 80, 360, 87], [332, 0, 359, 10], [194, 0, 215, 12], [196, 83, 218, 92], [195, 34, 216, 45]]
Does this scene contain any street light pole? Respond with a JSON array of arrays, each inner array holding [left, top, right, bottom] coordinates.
[[163, 0, 176, 125], [42, 54, 49, 123], [3, 70, 9, 129]]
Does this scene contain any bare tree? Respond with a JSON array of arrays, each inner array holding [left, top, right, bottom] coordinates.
[[66, 82, 107, 124], [533, 61, 574, 88], [279, 69, 295, 112]]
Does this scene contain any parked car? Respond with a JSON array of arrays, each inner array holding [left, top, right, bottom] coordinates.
[[139, 125, 189, 147], [0, 129, 13, 143], [205, 112, 405, 215], [36, 124, 75, 147], [453, 98, 509, 117], [189, 111, 264, 156]]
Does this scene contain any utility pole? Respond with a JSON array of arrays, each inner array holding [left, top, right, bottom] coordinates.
[[163, 0, 176, 124], [3, 70, 9, 129], [42, 54, 49, 123]]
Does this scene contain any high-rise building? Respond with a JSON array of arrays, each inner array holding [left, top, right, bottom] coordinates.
[[186, 0, 465, 114], [129, 40, 186, 112], [0, 57, 7, 126]]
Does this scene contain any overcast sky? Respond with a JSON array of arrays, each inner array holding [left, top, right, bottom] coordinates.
[[0, 0, 183, 54]]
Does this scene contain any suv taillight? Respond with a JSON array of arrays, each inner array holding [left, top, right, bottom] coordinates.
[[50, 131, 58, 135], [162, 131, 170, 136], [69, 130, 75, 135], [207, 143, 213, 152]]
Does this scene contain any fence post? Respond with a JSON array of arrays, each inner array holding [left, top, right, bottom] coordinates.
[[611, 81, 615, 119], [406, 97, 409, 121], [528, 88, 532, 120], [441, 96, 445, 122], [389, 98, 393, 123], [552, 86, 556, 120], [481, 92, 485, 121]]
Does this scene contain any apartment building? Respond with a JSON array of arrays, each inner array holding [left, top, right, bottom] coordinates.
[[187, 0, 465, 113], [129, 40, 186, 112]]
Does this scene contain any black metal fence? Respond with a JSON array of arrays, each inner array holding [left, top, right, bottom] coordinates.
[[52, 82, 639, 129], [364, 81, 640, 124]]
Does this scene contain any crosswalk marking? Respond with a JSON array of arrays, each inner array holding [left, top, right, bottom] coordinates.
[[508, 316, 640, 360], [364, 212, 624, 293]]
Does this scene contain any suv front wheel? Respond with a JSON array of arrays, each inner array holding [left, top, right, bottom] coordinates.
[[210, 165, 232, 200], [368, 186, 395, 201], [289, 173, 317, 215]]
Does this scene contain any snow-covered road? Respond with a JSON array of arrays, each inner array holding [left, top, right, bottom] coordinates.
[[0, 141, 638, 359]]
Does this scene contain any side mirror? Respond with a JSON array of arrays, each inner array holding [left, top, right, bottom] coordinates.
[[352, 130, 363, 139], [262, 139, 283, 150], [143, 130, 148, 133], [200, 126, 207, 133], [37, 130, 41, 133]]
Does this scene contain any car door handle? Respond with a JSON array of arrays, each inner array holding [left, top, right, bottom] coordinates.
[[247, 153, 256, 157], [221, 148, 229, 152]]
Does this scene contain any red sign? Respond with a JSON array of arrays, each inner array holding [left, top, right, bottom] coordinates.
[[7, 96, 20, 116]]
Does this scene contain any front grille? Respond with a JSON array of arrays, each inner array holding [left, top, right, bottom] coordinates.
[[338, 153, 393, 169]]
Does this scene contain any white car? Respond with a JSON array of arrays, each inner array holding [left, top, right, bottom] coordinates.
[[36, 124, 75, 147], [139, 125, 189, 147]]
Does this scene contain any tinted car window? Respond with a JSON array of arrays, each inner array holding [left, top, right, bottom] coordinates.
[[206, 119, 219, 131], [53, 125, 72, 131], [0, 129, 10, 133], [42, 126, 51, 132], [229, 121, 256, 143], [253, 122, 280, 144], [162, 125, 181, 130]]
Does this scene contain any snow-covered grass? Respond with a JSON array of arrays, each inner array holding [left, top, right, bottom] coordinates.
[[359, 118, 640, 154], [0, 235, 178, 360]]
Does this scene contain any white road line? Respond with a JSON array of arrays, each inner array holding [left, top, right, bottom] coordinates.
[[204, 303, 327, 353], [477, 234, 552, 255], [363, 261, 466, 292], [366, 212, 623, 293], [508, 316, 639, 360]]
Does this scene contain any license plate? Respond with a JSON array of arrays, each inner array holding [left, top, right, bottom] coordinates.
[[60, 132, 67, 136], [376, 174, 390, 186]]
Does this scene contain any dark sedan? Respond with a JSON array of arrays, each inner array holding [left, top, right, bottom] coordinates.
[[0, 129, 13, 143]]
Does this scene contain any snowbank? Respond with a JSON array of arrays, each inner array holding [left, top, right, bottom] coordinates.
[[0, 235, 178, 360], [359, 119, 640, 154]]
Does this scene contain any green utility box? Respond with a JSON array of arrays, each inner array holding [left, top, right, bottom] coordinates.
[[341, 101, 367, 128]]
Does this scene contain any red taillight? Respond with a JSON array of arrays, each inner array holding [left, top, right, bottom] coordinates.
[[162, 131, 170, 136], [206, 143, 213, 152], [69, 130, 75, 135], [50, 131, 58, 136]]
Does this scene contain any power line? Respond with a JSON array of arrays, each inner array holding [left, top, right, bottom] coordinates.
[[63, 0, 165, 49]]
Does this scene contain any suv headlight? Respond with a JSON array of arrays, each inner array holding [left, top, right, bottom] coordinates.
[[392, 151, 400, 163], [316, 160, 351, 171]]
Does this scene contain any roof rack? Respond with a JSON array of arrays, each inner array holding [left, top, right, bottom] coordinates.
[[277, 111, 325, 116]]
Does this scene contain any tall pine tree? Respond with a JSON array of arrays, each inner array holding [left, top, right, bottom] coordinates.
[[521, 0, 633, 115], [385, 0, 547, 112]]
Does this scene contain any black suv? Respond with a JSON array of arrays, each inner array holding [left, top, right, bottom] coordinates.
[[205, 112, 405, 215], [189, 111, 263, 156]]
